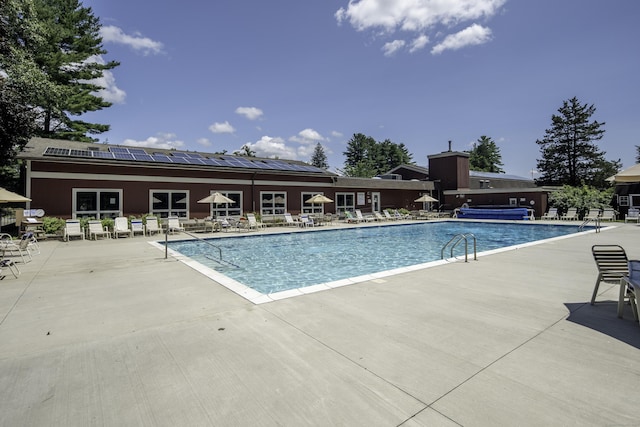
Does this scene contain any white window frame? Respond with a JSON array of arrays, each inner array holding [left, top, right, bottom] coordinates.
[[618, 195, 630, 207], [150, 190, 189, 218], [336, 192, 355, 215], [72, 188, 123, 219], [260, 191, 286, 216], [301, 192, 324, 214], [210, 191, 242, 218]]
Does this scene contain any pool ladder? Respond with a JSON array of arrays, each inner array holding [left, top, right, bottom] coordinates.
[[441, 233, 477, 262], [579, 217, 601, 233], [164, 229, 224, 261]]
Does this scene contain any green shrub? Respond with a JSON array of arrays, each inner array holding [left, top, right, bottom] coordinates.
[[42, 217, 65, 234], [548, 185, 615, 218]]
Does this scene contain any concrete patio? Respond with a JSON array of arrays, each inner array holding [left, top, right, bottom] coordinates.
[[0, 221, 638, 426]]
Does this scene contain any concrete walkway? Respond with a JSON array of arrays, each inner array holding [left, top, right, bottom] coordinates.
[[0, 222, 638, 426]]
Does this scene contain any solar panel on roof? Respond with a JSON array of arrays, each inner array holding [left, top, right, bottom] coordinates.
[[170, 151, 188, 157], [185, 158, 205, 165], [151, 154, 171, 163], [44, 147, 70, 156], [169, 156, 190, 164], [109, 147, 129, 153], [70, 149, 92, 157], [113, 153, 134, 160], [91, 151, 115, 159], [127, 148, 147, 155], [185, 152, 203, 159], [132, 154, 153, 162]]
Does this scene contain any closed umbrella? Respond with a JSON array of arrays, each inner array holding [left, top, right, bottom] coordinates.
[[305, 194, 333, 204], [414, 194, 438, 203]]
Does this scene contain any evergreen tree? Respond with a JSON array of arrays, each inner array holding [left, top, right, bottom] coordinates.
[[342, 133, 413, 177], [32, 0, 119, 141], [234, 144, 256, 157], [635, 145, 640, 164], [536, 97, 620, 188], [468, 135, 504, 173], [310, 142, 329, 169]]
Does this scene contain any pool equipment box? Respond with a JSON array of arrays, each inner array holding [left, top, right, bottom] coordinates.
[[457, 208, 530, 220]]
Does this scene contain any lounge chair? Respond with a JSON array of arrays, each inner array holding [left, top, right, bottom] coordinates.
[[299, 214, 314, 227], [560, 208, 579, 221], [131, 219, 145, 236], [246, 213, 264, 231], [145, 216, 162, 235], [590, 245, 630, 308], [355, 209, 374, 222], [87, 220, 110, 240], [374, 211, 386, 221], [167, 216, 185, 234], [383, 210, 397, 221], [600, 208, 616, 221], [394, 209, 411, 220], [283, 213, 299, 227], [0, 236, 32, 263], [620, 261, 640, 321], [625, 208, 639, 223], [113, 216, 132, 238], [344, 211, 360, 223], [584, 208, 601, 221], [64, 219, 85, 241], [0, 258, 20, 279], [541, 207, 559, 220]]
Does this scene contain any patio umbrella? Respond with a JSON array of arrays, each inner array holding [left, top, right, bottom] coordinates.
[[414, 194, 438, 203], [197, 192, 235, 204], [305, 194, 333, 204], [607, 163, 640, 183], [0, 187, 31, 203]]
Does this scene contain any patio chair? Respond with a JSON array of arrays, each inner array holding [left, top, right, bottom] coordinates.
[[584, 208, 601, 221], [560, 208, 579, 221], [145, 216, 162, 235], [344, 211, 360, 223], [374, 211, 386, 221], [625, 208, 639, 223], [113, 216, 132, 238], [283, 213, 299, 227], [591, 245, 629, 306], [299, 214, 314, 228], [131, 219, 145, 236], [0, 236, 32, 263], [87, 220, 110, 240], [600, 208, 616, 221], [355, 209, 375, 222], [0, 258, 20, 279], [541, 207, 559, 220], [383, 210, 397, 221], [64, 219, 85, 241], [246, 213, 264, 231], [167, 216, 185, 234], [620, 261, 640, 322]]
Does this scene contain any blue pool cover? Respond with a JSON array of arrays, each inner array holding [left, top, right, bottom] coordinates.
[[457, 208, 529, 220]]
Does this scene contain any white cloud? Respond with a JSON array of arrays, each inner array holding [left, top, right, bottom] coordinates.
[[335, 0, 506, 55], [122, 133, 185, 150], [82, 55, 126, 104], [409, 34, 429, 53], [431, 24, 492, 54], [208, 121, 235, 134], [331, 130, 343, 138], [243, 136, 298, 159], [100, 25, 164, 55], [382, 40, 406, 56], [235, 106, 264, 120], [289, 128, 326, 144], [197, 138, 212, 147]]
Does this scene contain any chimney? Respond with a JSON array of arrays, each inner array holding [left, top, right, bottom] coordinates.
[[448, 140, 452, 152]]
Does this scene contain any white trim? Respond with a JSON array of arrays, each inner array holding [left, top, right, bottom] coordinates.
[[29, 171, 326, 187]]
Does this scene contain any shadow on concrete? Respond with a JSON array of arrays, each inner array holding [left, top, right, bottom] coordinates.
[[565, 302, 640, 349]]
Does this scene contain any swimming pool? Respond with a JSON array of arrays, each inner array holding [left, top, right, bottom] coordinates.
[[162, 221, 597, 303]]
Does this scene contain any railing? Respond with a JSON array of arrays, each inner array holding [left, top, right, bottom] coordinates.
[[164, 228, 223, 261], [441, 233, 477, 262], [579, 217, 601, 233]]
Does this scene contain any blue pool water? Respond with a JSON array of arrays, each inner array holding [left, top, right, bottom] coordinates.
[[165, 221, 591, 296]]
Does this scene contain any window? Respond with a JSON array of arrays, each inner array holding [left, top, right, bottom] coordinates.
[[301, 192, 324, 214], [73, 189, 122, 219], [211, 191, 242, 218], [631, 194, 640, 208], [261, 192, 286, 215], [618, 195, 630, 207], [336, 192, 355, 214], [151, 190, 189, 218], [509, 198, 518, 206]]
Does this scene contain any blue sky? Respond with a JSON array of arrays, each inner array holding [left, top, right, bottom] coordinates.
[[81, 0, 639, 178]]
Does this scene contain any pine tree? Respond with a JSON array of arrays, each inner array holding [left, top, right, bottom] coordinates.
[[310, 142, 329, 169], [342, 133, 413, 177], [468, 136, 504, 173], [32, 0, 119, 141], [536, 97, 620, 188]]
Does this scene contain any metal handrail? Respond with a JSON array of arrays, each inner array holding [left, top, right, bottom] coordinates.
[[164, 228, 223, 260], [580, 217, 601, 233], [441, 233, 477, 262]]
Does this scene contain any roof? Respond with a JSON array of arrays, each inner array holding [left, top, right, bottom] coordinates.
[[469, 170, 533, 182], [20, 137, 336, 176]]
